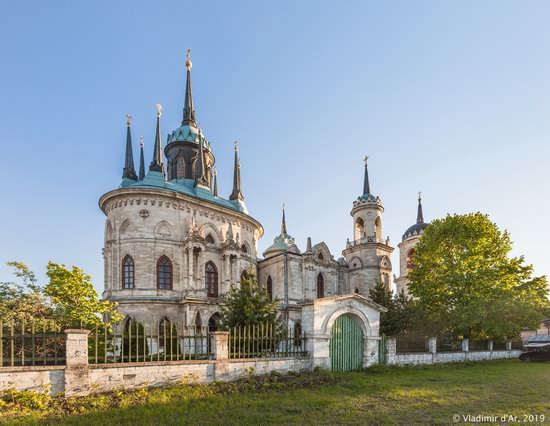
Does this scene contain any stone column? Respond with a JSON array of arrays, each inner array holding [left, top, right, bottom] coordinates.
[[506, 341, 512, 351], [64, 329, 91, 396], [461, 338, 469, 352], [386, 337, 396, 364], [197, 250, 205, 292], [188, 247, 194, 289], [488, 340, 494, 352], [428, 337, 437, 354]]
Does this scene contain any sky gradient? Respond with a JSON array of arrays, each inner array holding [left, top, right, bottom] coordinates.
[[1, 1, 549, 291]]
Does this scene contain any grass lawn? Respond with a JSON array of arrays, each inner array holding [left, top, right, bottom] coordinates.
[[2, 360, 549, 425]]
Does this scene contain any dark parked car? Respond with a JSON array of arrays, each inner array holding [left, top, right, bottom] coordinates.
[[519, 344, 550, 362]]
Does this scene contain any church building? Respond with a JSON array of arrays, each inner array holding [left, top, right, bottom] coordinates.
[[98, 51, 427, 330]]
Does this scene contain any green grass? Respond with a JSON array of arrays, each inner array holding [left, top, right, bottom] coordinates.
[[2, 360, 549, 425]]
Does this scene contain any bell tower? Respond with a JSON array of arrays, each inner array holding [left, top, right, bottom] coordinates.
[[343, 157, 394, 295]]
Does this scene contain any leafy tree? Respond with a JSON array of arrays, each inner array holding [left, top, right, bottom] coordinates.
[[220, 273, 278, 329], [44, 262, 122, 328], [369, 281, 415, 336], [408, 213, 549, 340], [0, 262, 52, 322]]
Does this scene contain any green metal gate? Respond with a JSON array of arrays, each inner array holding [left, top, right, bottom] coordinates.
[[330, 314, 364, 371], [379, 334, 387, 365]]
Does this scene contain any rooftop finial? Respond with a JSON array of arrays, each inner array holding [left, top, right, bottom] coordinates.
[[281, 203, 287, 237], [234, 140, 238, 151], [156, 103, 162, 117], [138, 136, 145, 180], [417, 191, 424, 224], [139, 136, 144, 149], [186, 48, 192, 71], [149, 104, 165, 175], [229, 141, 244, 201], [363, 155, 371, 195], [182, 49, 196, 125], [122, 114, 137, 180]]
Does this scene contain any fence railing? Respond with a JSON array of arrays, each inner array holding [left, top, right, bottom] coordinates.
[[228, 323, 307, 359], [395, 333, 429, 353], [88, 319, 212, 364], [0, 319, 66, 367]]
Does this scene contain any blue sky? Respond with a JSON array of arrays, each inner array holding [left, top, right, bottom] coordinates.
[[1, 1, 549, 291]]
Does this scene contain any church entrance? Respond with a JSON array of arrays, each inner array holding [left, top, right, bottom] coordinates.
[[330, 314, 364, 371]]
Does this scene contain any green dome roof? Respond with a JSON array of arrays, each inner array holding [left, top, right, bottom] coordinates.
[[167, 123, 211, 149]]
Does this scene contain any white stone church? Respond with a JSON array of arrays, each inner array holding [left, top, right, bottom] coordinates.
[[99, 52, 428, 333]]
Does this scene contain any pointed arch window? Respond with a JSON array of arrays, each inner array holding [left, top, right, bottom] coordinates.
[[267, 276, 273, 300], [159, 318, 172, 350], [241, 244, 248, 254], [208, 313, 221, 332], [318, 252, 324, 260], [157, 256, 173, 290], [205, 234, 215, 244], [406, 249, 416, 270], [316, 273, 325, 298], [240, 270, 249, 282], [205, 261, 218, 298], [122, 255, 135, 289], [293, 322, 302, 347]]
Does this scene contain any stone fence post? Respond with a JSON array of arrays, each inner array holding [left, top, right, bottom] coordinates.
[[386, 337, 396, 364], [64, 329, 90, 396], [211, 331, 230, 360], [461, 338, 469, 352], [505, 341, 512, 351], [488, 340, 494, 352], [428, 337, 437, 354]]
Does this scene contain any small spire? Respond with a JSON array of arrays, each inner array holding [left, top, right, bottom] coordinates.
[[213, 169, 218, 196], [281, 203, 287, 236], [138, 137, 145, 180], [149, 104, 165, 175], [417, 191, 424, 224], [122, 114, 138, 180], [194, 128, 209, 188], [363, 156, 370, 195], [229, 141, 244, 201], [306, 237, 312, 252], [182, 48, 197, 126]]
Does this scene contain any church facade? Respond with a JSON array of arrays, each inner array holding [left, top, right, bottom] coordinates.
[[99, 52, 427, 330]]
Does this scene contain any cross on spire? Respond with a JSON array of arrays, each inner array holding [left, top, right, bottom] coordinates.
[[122, 114, 137, 180], [182, 48, 196, 126], [363, 155, 371, 195]]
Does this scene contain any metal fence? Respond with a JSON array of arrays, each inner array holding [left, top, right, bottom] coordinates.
[[436, 336, 462, 352], [469, 340, 489, 351], [0, 319, 66, 367], [395, 332, 429, 353], [228, 323, 307, 359], [88, 319, 212, 364]]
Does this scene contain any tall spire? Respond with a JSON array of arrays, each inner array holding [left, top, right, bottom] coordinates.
[[281, 203, 287, 236], [149, 104, 165, 175], [417, 192, 424, 224], [122, 114, 138, 180], [182, 48, 197, 126], [138, 137, 145, 180], [363, 156, 370, 195], [194, 128, 209, 188], [213, 169, 218, 196], [229, 141, 244, 201]]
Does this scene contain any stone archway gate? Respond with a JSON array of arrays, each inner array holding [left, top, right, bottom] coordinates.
[[301, 294, 387, 370]]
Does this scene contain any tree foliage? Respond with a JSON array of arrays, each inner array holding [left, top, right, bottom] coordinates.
[[220, 273, 278, 329], [0, 261, 122, 329], [408, 213, 549, 340], [369, 281, 415, 336], [0, 262, 52, 321], [44, 262, 122, 328]]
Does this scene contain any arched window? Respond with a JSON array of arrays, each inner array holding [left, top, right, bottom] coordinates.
[[316, 274, 324, 298], [123, 317, 133, 333], [354, 288, 359, 294], [375, 217, 382, 242], [241, 244, 248, 254], [194, 311, 202, 334], [354, 217, 365, 240], [240, 270, 249, 282], [318, 252, 324, 261], [267, 276, 273, 300], [406, 249, 416, 270], [293, 322, 302, 347], [157, 256, 172, 290], [205, 234, 215, 244], [208, 313, 221, 332], [158, 318, 171, 350], [122, 255, 135, 289], [205, 261, 218, 298]]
